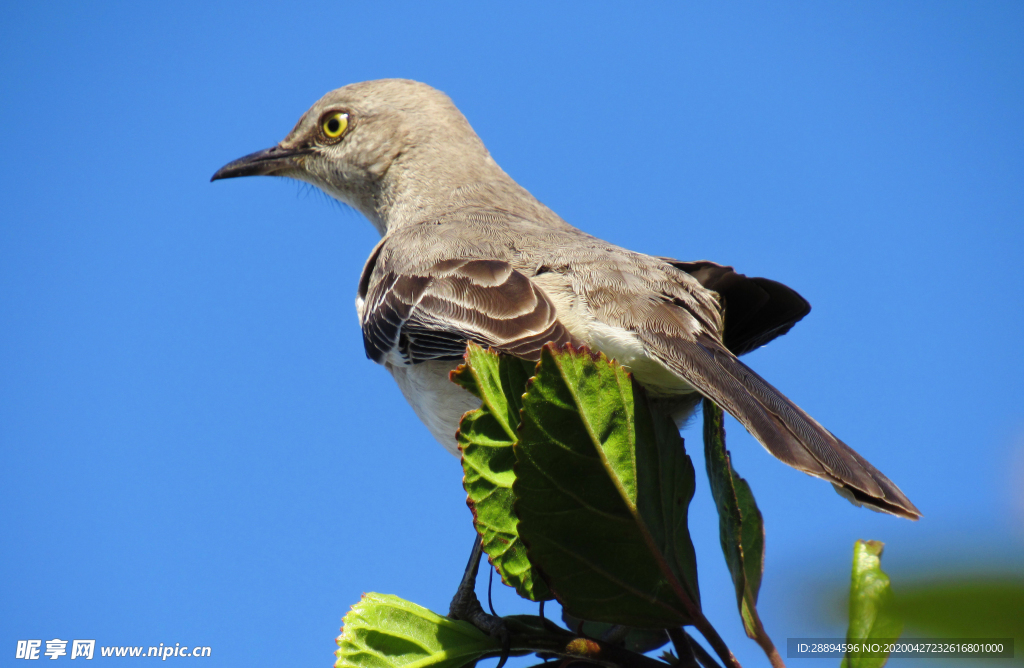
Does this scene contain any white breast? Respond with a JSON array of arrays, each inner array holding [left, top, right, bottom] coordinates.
[[386, 360, 481, 456]]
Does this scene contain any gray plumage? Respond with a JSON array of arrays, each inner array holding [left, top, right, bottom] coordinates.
[[212, 78, 919, 520]]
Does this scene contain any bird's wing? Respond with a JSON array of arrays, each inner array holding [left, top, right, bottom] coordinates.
[[661, 259, 811, 356], [621, 290, 919, 519], [360, 253, 576, 365]]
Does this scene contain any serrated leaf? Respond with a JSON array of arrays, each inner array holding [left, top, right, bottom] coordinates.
[[335, 593, 501, 668], [702, 400, 777, 654], [454, 342, 551, 601], [841, 540, 903, 668], [513, 344, 700, 629]]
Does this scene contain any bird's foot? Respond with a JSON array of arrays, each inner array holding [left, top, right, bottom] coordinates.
[[448, 579, 508, 639], [448, 535, 510, 667]]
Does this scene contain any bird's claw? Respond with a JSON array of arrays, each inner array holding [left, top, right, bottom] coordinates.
[[448, 582, 510, 668]]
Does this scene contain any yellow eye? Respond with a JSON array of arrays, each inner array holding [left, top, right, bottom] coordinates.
[[322, 112, 349, 138]]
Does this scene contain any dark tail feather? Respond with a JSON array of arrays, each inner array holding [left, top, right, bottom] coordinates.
[[656, 333, 920, 520], [661, 259, 812, 356]]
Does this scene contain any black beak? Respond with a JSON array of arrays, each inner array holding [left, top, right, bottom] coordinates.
[[210, 145, 309, 182]]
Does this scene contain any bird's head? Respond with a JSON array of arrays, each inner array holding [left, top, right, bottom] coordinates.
[[212, 79, 496, 234]]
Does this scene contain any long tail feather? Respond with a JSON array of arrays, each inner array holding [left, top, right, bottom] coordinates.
[[652, 333, 920, 520]]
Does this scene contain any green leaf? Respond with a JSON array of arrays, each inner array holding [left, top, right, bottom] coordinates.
[[841, 540, 903, 668], [702, 399, 777, 660], [513, 344, 700, 629], [454, 342, 551, 601], [335, 593, 501, 668]]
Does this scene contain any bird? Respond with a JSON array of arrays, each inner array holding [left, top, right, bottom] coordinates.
[[211, 78, 919, 628]]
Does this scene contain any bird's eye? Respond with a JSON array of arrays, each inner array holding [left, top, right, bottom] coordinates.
[[322, 112, 349, 139]]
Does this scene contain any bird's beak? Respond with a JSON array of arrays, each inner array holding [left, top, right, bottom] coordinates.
[[210, 145, 308, 182]]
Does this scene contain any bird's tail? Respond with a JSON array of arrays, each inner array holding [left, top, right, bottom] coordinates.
[[655, 333, 920, 520]]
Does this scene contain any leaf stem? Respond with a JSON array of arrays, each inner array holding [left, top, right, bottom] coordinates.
[[667, 628, 720, 668], [750, 625, 784, 668], [691, 615, 742, 668], [666, 628, 698, 668]]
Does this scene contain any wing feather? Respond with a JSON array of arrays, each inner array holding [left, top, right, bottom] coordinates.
[[361, 258, 576, 364], [661, 259, 811, 356]]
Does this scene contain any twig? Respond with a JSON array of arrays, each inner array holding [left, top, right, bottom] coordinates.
[[753, 632, 784, 667], [668, 628, 721, 668], [691, 615, 742, 668], [666, 628, 699, 668], [488, 566, 497, 616], [478, 616, 668, 668], [748, 619, 785, 668]]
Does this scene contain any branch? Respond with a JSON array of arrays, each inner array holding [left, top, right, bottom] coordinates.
[[487, 616, 669, 668], [668, 628, 721, 668], [666, 628, 699, 668], [691, 615, 742, 668]]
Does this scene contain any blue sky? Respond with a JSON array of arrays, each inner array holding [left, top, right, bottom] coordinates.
[[2, 2, 1022, 667]]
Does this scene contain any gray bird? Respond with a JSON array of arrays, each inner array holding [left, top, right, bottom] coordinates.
[[212, 78, 918, 522]]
